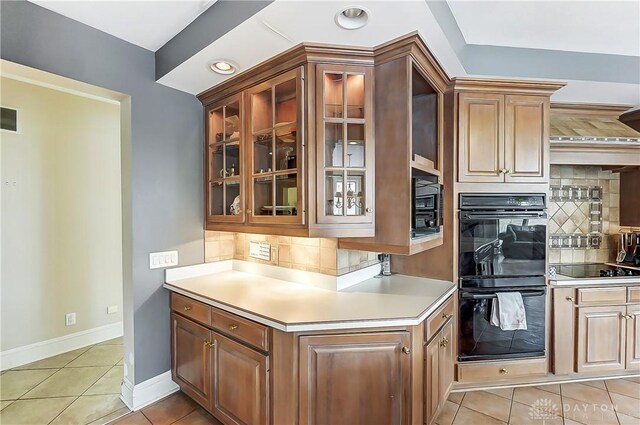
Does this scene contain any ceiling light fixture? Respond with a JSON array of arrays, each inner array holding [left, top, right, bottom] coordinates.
[[209, 60, 237, 75], [335, 6, 370, 30]]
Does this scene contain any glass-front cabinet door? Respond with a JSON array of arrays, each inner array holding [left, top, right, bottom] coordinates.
[[206, 93, 244, 223], [246, 68, 303, 224], [317, 64, 374, 224]]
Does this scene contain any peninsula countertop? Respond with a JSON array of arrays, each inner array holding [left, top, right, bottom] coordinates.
[[164, 261, 456, 332]]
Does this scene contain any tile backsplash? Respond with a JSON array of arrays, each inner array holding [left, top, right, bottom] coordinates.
[[205, 231, 379, 276], [548, 165, 620, 264]]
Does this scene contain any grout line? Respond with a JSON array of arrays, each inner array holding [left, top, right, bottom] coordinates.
[[46, 395, 80, 425], [604, 380, 623, 425], [15, 368, 63, 400], [506, 391, 513, 425]]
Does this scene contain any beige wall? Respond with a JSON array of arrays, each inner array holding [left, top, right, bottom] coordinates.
[[204, 231, 379, 276], [1, 77, 123, 351]]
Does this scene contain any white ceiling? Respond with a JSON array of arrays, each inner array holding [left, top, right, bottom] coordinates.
[[29, 0, 217, 51], [158, 0, 466, 95], [448, 1, 640, 57]]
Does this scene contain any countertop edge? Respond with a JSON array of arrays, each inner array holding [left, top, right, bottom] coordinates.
[[163, 283, 457, 333], [549, 275, 640, 286]]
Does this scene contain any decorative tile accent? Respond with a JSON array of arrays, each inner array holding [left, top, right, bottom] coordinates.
[[549, 165, 621, 263]]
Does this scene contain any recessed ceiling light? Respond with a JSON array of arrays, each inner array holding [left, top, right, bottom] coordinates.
[[335, 6, 370, 30], [209, 60, 237, 75]]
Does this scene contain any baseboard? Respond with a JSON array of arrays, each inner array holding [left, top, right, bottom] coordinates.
[[0, 321, 123, 371], [121, 371, 179, 411]]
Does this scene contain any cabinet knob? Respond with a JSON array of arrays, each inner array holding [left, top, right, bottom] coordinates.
[[442, 313, 452, 320], [499, 169, 508, 175], [204, 340, 215, 348], [499, 368, 508, 375], [228, 324, 239, 331], [566, 296, 574, 302], [402, 346, 411, 355], [439, 338, 449, 347], [184, 306, 192, 311], [365, 207, 373, 213], [506, 169, 513, 174], [623, 313, 633, 320]]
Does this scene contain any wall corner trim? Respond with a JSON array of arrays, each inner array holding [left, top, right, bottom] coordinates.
[[0, 322, 123, 371], [121, 370, 179, 411]]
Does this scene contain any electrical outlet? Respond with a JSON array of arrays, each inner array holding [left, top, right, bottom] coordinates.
[[107, 305, 118, 314], [65, 312, 76, 326], [149, 250, 178, 269]]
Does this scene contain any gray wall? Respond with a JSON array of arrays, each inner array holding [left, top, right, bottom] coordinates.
[[1, 0, 204, 383]]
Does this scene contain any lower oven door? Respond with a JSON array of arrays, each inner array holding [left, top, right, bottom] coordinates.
[[458, 287, 546, 361]]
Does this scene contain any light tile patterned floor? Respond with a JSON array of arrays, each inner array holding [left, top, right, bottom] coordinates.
[[107, 392, 222, 425], [0, 337, 127, 425], [439, 377, 640, 425]]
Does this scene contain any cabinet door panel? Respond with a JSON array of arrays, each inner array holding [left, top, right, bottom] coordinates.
[[171, 314, 212, 409], [458, 93, 504, 182], [627, 305, 640, 370], [438, 320, 454, 404], [552, 288, 576, 374], [212, 332, 268, 425], [316, 64, 374, 225], [577, 306, 626, 373], [299, 332, 410, 425], [424, 335, 439, 424], [504, 95, 548, 182]]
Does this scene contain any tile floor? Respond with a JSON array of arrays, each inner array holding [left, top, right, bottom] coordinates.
[[106, 392, 222, 425], [1, 337, 127, 425], [438, 377, 640, 425]]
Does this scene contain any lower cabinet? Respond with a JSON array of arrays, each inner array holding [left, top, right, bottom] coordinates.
[[171, 313, 268, 425], [171, 292, 456, 425], [171, 313, 212, 409], [424, 318, 454, 425], [552, 286, 640, 375], [298, 332, 411, 425]]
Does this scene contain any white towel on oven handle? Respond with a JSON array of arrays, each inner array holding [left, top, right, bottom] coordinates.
[[490, 292, 528, 331]]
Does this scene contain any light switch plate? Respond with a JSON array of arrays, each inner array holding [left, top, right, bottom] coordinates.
[[149, 250, 178, 269], [249, 241, 271, 261]]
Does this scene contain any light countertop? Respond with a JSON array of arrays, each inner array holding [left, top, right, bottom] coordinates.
[[164, 263, 456, 332]]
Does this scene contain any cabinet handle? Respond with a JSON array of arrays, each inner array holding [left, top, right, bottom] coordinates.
[[365, 207, 373, 213], [442, 313, 452, 320], [402, 347, 411, 355], [566, 296, 574, 302], [228, 324, 239, 331], [183, 306, 192, 311], [499, 368, 508, 375]]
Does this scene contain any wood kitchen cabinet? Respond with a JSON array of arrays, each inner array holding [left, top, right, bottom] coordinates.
[[551, 286, 640, 376], [199, 42, 379, 237], [455, 78, 562, 184], [171, 313, 212, 409], [212, 332, 268, 425], [424, 318, 454, 425], [298, 332, 411, 425]]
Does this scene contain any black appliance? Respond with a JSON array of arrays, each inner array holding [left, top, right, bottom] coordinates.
[[411, 178, 443, 238], [554, 263, 640, 278], [458, 193, 547, 362]]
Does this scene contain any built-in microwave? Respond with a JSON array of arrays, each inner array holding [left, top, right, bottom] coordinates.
[[411, 178, 443, 238]]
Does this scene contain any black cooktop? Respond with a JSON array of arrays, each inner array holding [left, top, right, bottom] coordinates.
[[555, 263, 640, 278]]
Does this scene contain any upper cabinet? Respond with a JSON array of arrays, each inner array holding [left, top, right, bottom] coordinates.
[[455, 78, 564, 184], [199, 46, 377, 237], [316, 64, 374, 226]]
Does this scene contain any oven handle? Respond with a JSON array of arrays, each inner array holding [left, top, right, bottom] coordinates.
[[461, 212, 547, 220], [461, 290, 546, 300]]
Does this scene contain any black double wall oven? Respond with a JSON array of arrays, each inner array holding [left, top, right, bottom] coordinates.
[[458, 194, 547, 362]]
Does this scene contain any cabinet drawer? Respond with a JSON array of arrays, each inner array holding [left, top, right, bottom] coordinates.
[[211, 307, 270, 352], [457, 358, 547, 383], [577, 287, 627, 306], [425, 296, 455, 342], [628, 287, 640, 303], [171, 293, 211, 326]]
